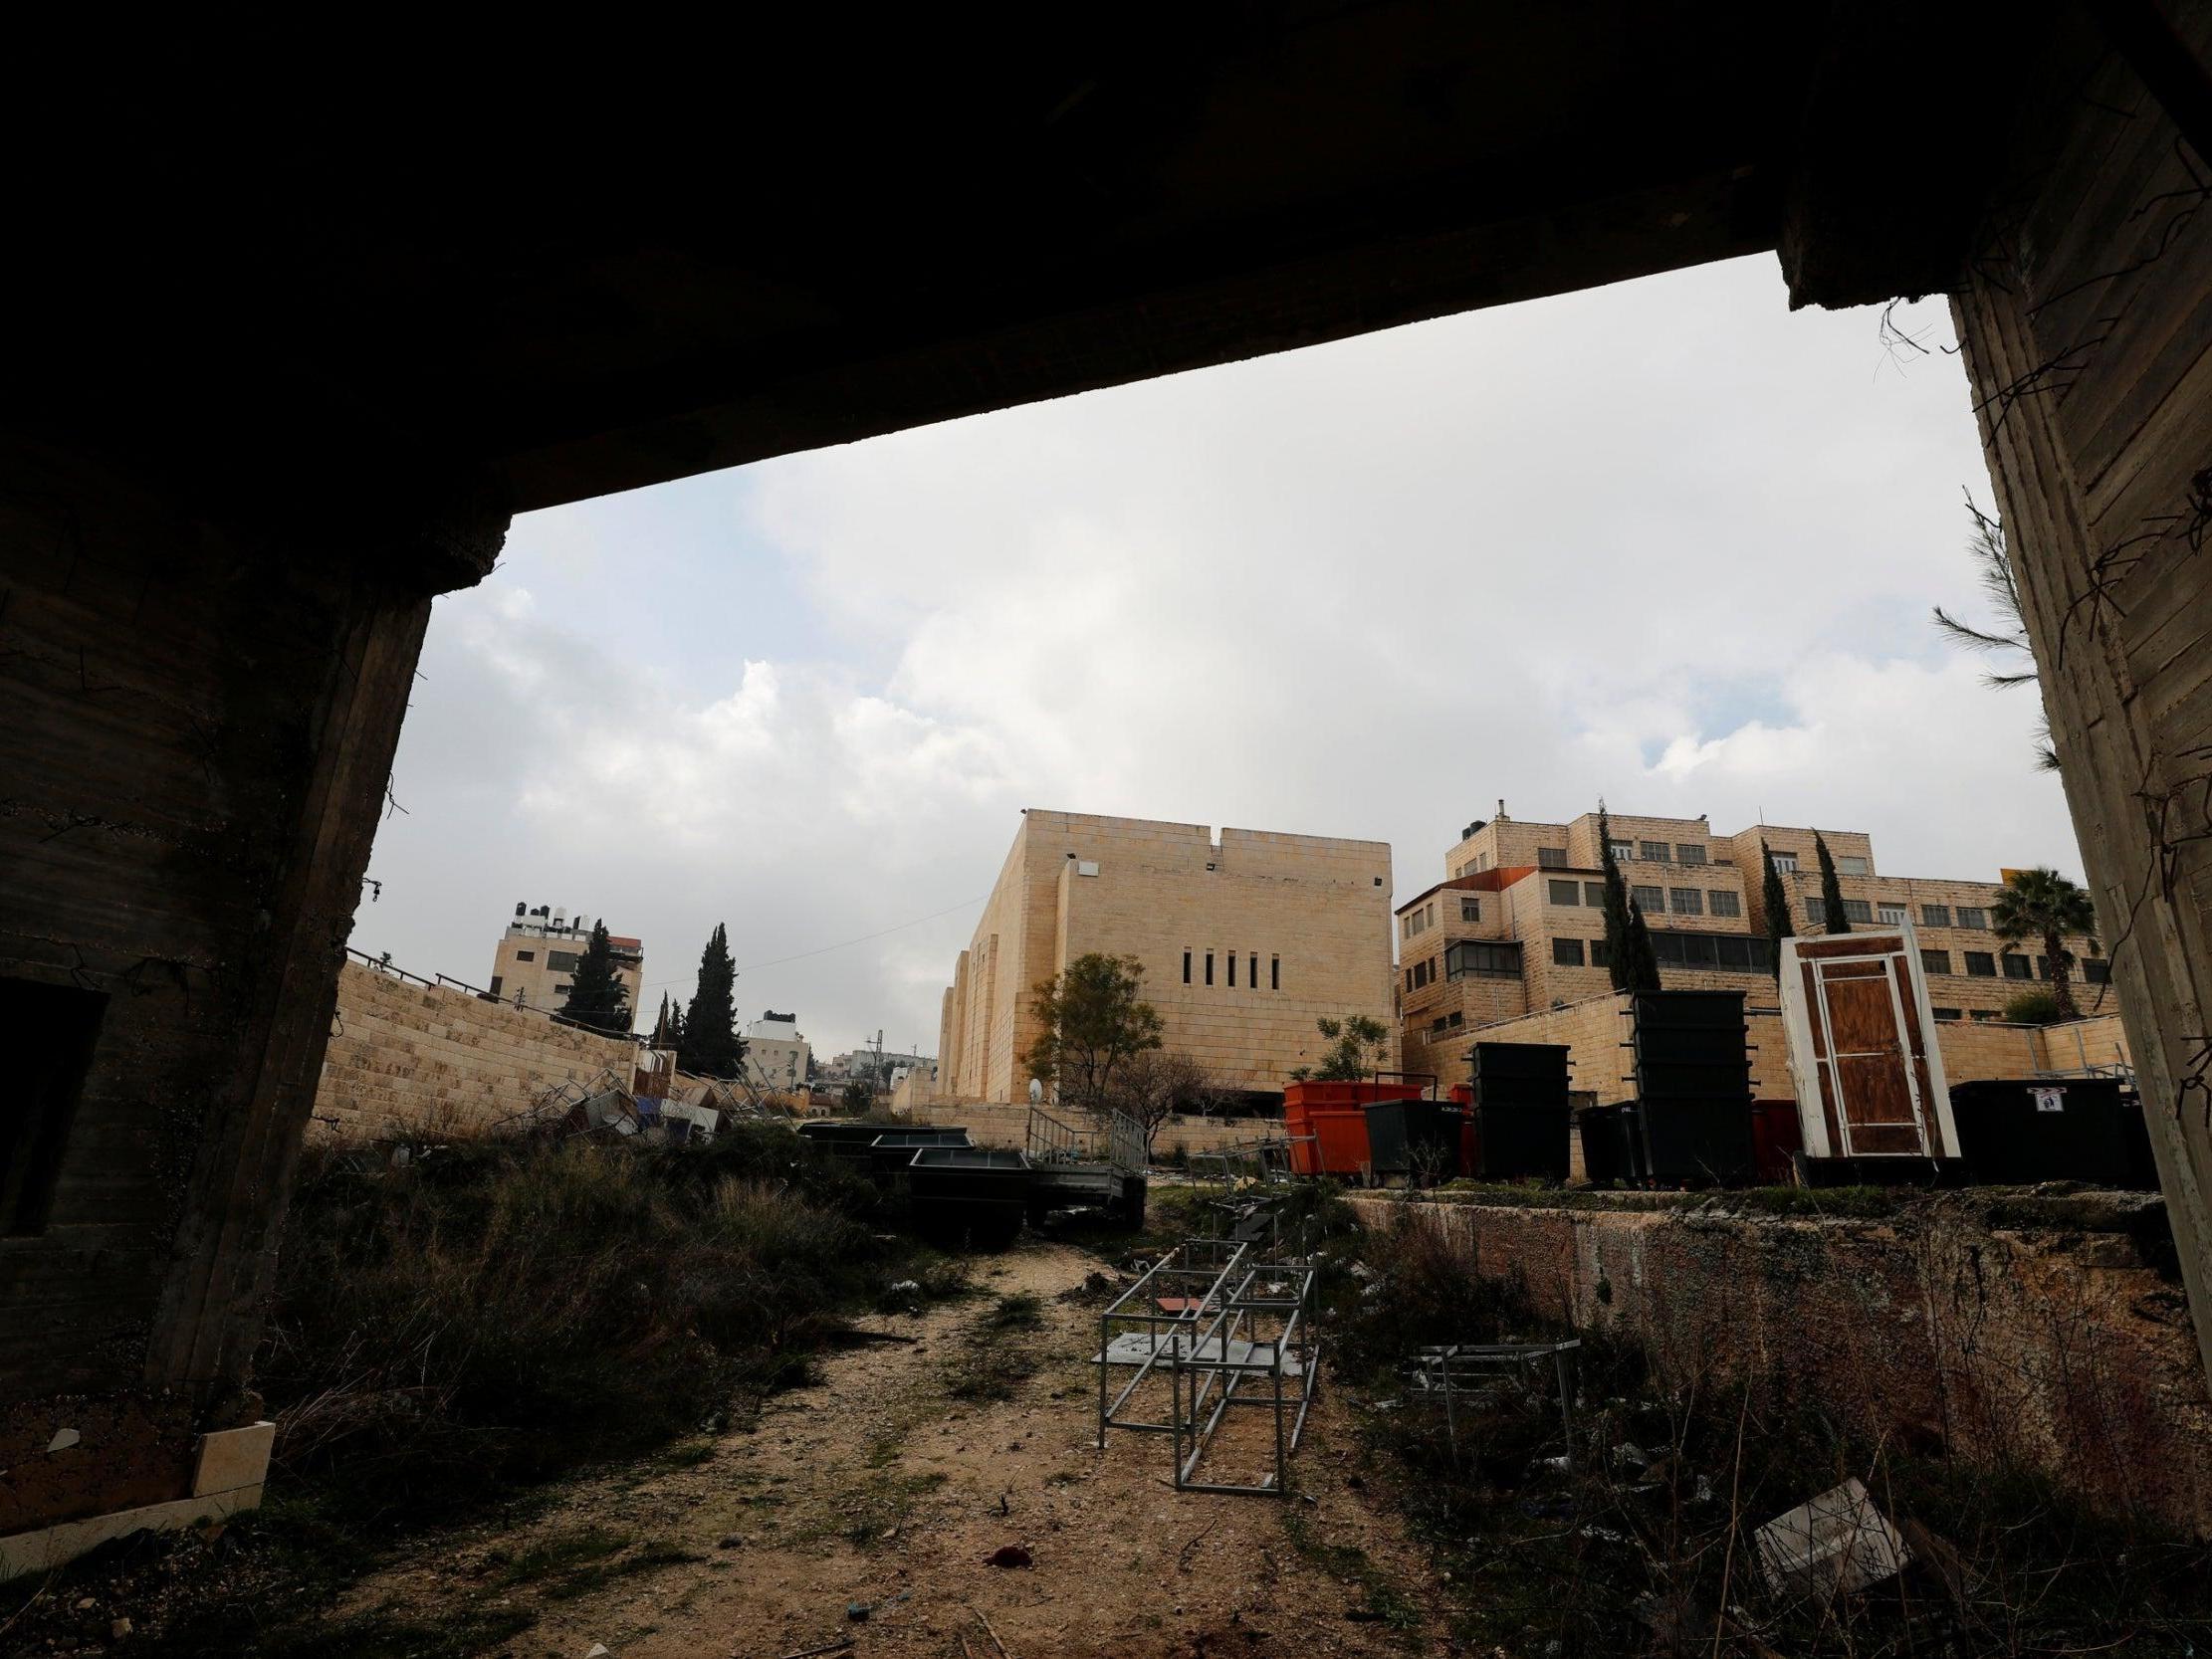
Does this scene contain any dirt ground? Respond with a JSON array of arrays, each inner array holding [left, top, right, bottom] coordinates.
[[338, 1240, 1447, 1659]]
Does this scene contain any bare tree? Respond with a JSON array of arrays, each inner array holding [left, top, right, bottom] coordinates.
[[1932, 496, 2060, 771], [1109, 1051, 1219, 1152]]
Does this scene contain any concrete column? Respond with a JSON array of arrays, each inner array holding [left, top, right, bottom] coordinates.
[[1949, 18, 2212, 1378]]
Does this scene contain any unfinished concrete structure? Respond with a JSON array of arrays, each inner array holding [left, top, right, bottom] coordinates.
[[937, 811, 1395, 1102], [6, 4, 2212, 1559]]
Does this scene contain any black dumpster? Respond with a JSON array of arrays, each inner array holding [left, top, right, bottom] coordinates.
[[1364, 1100, 1462, 1185], [865, 1128, 972, 1177], [907, 1145, 1030, 1245], [1627, 992, 1756, 1185], [1578, 1105, 1629, 1185], [1466, 1042, 1571, 1181], [1948, 1078, 2153, 1186]]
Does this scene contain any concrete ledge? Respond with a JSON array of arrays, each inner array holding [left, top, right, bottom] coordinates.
[[1, 1422, 275, 1582]]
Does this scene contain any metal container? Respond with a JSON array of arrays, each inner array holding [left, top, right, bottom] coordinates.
[[906, 1145, 1031, 1245], [1628, 991, 1756, 1185], [1282, 1080, 1424, 1178], [1363, 1100, 1464, 1185], [864, 1128, 971, 1176], [1948, 1078, 2153, 1187]]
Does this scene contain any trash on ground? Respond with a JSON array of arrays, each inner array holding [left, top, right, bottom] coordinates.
[[1754, 1477, 1911, 1599], [983, 1543, 1033, 1568]]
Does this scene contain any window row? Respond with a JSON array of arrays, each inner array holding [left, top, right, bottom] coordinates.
[[1404, 896, 1486, 936], [1428, 1010, 1467, 1037], [1808, 898, 1999, 931], [1596, 839, 1713, 866], [1920, 947, 2109, 983], [1548, 878, 1740, 919], [1182, 949, 1282, 990]]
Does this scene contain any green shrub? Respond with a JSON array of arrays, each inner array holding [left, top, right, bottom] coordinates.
[[2003, 987, 2064, 1024]]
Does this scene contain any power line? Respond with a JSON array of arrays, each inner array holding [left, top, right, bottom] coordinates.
[[637, 893, 989, 990]]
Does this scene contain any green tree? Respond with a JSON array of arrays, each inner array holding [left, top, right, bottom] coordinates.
[[561, 921, 633, 1036], [679, 924, 746, 1078], [1596, 806, 1659, 992], [1023, 953, 1164, 1111], [1291, 1014, 1393, 1082], [1761, 841, 1791, 979], [649, 990, 684, 1050], [1815, 833, 1851, 935], [1931, 498, 2060, 772], [1991, 865, 2099, 1020]]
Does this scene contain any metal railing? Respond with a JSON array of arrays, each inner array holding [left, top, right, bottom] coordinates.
[[1027, 1105, 1148, 1173]]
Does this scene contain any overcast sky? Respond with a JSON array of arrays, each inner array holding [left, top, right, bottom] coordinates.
[[350, 253, 2079, 1057]]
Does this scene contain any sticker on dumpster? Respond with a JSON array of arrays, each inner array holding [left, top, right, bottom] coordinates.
[[2032, 1087, 2066, 1113]]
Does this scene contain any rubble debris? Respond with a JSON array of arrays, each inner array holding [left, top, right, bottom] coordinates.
[[1753, 1477, 1911, 1599], [983, 1543, 1032, 1568], [47, 1426, 80, 1451]]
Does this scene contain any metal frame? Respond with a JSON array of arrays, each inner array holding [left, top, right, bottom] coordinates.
[[1096, 1238, 1250, 1445], [1406, 1340, 1582, 1468], [1028, 1105, 1147, 1173], [1170, 1257, 1320, 1496]]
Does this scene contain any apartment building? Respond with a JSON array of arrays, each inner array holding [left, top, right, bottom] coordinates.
[[489, 903, 644, 1022], [743, 1010, 813, 1093], [1400, 806, 2105, 1081], [936, 810, 1396, 1102]]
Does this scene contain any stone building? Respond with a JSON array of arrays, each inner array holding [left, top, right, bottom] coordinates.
[[936, 811, 1396, 1103], [488, 904, 643, 1024], [1400, 807, 2107, 1082], [742, 1010, 812, 1094]]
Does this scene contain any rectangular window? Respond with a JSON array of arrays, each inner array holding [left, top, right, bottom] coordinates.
[[1445, 940, 1524, 980], [489, 974, 504, 996], [1708, 890, 1741, 919], [2036, 955, 2056, 980], [1404, 966, 1414, 992], [1650, 932, 1774, 973], [1584, 881, 1607, 907], [548, 950, 579, 972], [1806, 898, 1826, 926], [1965, 951, 1996, 977], [553, 982, 571, 997], [2002, 954, 2034, 980], [1771, 852, 1799, 874], [1639, 840, 1671, 862], [1878, 903, 1907, 926], [1270, 954, 1280, 990], [1609, 840, 1633, 862], [1632, 884, 1664, 914], [1183, 949, 1192, 984], [1676, 843, 1708, 865], [1838, 856, 1870, 876], [1842, 900, 1874, 924], [1591, 938, 1612, 968], [1931, 1007, 1962, 1021], [2084, 959, 2111, 984], [1227, 952, 1236, 987], [1669, 888, 1703, 916], [1250, 953, 1258, 988], [1548, 879, 1581, 906], [1920, 948, 1950, 975], [1552, 937, 1586, 967], [515, 949, 537, 962], [1971, 1009, 1999, 1021], [1205, 952, 1214, 986], [1427, 902, 1437, 928], [1537, 846, 1568, 868], [1447, 1011, 1464, 1029], [1460, 898, 1480, 923], [1956, 906, 1988, 930], [6, 981, 107, 1235], [1921, 904, 1952, 928], [1432, 1016, 1448, 1036]]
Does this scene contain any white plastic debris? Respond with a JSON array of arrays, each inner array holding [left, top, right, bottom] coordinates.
[[47, 1427, 79, 1452], [585, 1645, 611, 1658], [887, 1280, 921, 1296], [1754, 1477, 1911, 1598]]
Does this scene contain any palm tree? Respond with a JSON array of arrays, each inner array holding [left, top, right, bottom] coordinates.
[[1990, 867, 2099, 1020], [1931, 497, 2060, 771]]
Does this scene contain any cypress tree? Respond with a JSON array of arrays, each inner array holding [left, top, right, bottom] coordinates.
[[1815, 832, 1851, 934], [561, 920, 633, 1036], [1598, 806, 1638, 992], [650, 991, 683, 1050], [1623, 896, 1662, 992], [1761, 841, 1790, 979], [679, 923, 745, 1077]]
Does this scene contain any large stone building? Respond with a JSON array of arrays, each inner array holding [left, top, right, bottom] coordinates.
[[937, 811, 1396, 1103], [1399, 806, 2108, 1082], [489, 904, 643, 1025]]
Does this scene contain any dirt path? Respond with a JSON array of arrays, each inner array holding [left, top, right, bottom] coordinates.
[[341, 1240, 1449, 1659]]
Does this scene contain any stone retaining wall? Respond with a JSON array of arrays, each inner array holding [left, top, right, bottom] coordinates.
[[311, 961, 638, 1142], [1349, 1189, 2211, 1536]]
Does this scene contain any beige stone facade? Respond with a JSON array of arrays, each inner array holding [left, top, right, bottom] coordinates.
[[936, 810, 1395, 1102], [489, 907, 643, 1025], [1403, 807, 2111, 1084], [743, 1011, 812, 1094], [313, 962, 639, 1142]]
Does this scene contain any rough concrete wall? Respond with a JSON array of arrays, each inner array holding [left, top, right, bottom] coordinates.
[[1950, 12, 2212, 1382], [905, 1100, 1275, 1160], [310, 963, 635, 1142], [1350, 1191, 2212, 1536]]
